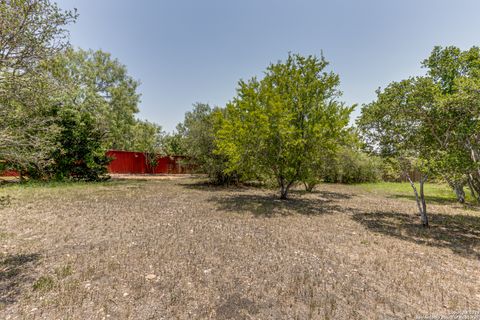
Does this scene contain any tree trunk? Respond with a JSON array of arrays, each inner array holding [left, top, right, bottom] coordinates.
[[453, 183, 466, 204], [419, 176, 428, 227], [303, 182, 316, 192], [280, 187, 288, 199], [467, 174, 479, 202], [278, 176, 286, 199], [468, 173, 480, 202], [466, 142, 480, 201], [445, 177, 466, 203], [280, 180, 295, 200], [406, 173, 429, 227]]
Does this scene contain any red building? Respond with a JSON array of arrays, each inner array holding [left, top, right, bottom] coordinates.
[[0, 151, 191, 177], [106, 150, 190, 174]]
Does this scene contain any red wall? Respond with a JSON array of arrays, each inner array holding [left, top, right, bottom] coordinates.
[[106, 151, 146, 174], [106, 150, 188, 174], [0, 151, 189, 176], [1, 170, 19, 177]]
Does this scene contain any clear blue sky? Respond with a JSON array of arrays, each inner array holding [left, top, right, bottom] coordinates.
[[57, 0, 480, 132]]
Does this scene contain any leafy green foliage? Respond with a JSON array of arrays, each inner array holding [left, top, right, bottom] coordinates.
[[0, 0, 76, 177], [0, 0, 77, 72], [217, 53, 353, 198], [422, 46, 480, 94], [358, 77, 440, 226], [421, 47, 480, 201], [47, 108, 110, 181], [323, 147, 383, 184], [1, 2, 144, 181], [131, 120, 163, 153], [177, 103, 235, 184], [358, 77, 439, 162], [358, 45, 480, 225], [131, 120, 164, 171], [160, 132, 185, 156], [48, 48, 141, 150]]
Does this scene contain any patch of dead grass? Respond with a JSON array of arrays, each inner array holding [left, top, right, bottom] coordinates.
[[0, 178, 479, 319]]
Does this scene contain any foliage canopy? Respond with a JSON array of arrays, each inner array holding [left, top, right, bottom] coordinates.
[[217, 53, 353, 198]]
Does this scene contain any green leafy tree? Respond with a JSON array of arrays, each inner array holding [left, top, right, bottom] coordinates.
[[131, 120, 164, 171], [31, 47, 144, 180], [422, 46, 480, 94], [178, 103, 234, 184], [0, 0, 77, 73], [422, 46, 480, 201], [301, 128, 362, 191], [0, 0, 76, 178], [48, 48, 141, 150], [217, 53, 353, 198], [435, 78, 480, 202], [360, 46, 480, 226], [0, 72, 61, 179], [48, 108, 110, 181], [358, 77, 440, 227], [160, 132, 185, 156]]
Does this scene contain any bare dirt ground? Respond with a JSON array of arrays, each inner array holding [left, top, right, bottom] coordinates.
[[108, 174, 205, 180], [0, 177, 479, 319]]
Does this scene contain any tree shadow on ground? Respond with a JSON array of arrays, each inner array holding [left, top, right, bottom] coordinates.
[[0, 253, 40, 307], [352, 211, 480, 259], [389, 194, 480, 211], [208, 191, 353, 217], [389, 194, 456, 205], [215, 293, 260, 320], [179, 181, 263, 193], [291, 189, 353, 200]]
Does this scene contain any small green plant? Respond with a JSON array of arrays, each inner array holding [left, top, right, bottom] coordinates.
[[55, 265, 73, 279], [33, 276, 55, 292], [0, 231, 13, 240], [0, 195, 11, 208]]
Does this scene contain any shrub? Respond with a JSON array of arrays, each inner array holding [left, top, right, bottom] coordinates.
[[178, 103, 240, 185], [48, 109, 111, 181], [33, 276, 55, 292], [323, 148, 383, 184]]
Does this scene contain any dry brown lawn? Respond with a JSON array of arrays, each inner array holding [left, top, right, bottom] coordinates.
[[0, 177, 479, 319]]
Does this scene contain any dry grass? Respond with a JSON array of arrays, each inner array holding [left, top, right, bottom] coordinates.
[[0, 178, 479, 319]]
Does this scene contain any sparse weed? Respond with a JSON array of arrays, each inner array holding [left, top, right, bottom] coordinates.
[[33, 276, 55, 292], [55, 265, 73, 279], [0, 231, 13, 239], [0, 195, 11, 208]]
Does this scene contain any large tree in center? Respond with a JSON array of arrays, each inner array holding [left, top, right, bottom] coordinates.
[[217, 53, 353, 199]]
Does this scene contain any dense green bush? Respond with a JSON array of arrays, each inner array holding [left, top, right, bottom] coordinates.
[[177, 103, 239, 185], [323, 148, 383, 184], [47, 109, 111, 181]]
